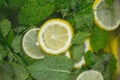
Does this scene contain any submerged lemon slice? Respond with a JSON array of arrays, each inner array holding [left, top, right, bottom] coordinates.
[[38, 19, 74, 54], [93, 0, 120, 31], [76, 70, 104, 80], [22, 28, 44, 59]]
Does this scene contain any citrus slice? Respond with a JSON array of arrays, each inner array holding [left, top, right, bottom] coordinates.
[[93, 0, 120, 31], [76, 70, 104, 80], [22, 28, 44, 59], [38, 19, 73, 54]]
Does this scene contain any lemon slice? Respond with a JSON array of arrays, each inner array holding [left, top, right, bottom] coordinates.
[[93, 0, 120, 31], [22, 28, 44, 59], [76, 70, 104, 80], [38, 19, 73, 54]]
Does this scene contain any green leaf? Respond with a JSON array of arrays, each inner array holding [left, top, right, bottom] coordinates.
[[27, 55, 74, 80], [84, 51, 117, 80], [7, 0, 27, 10], [90, 27, 109, 52], [0, 19, 11, 38], [11, 62, 29, 80], [18, 0, 55, 25], [11, 35, 23, 53], [0, 63, 13, 80], [73, 5, 94, 31], [0, 0, 7, 8], [72, 31, 90, 45], [6, 30, 14, 46], [0, 48, 9, 62], [70, 44, 85, 62], [84, 51, 96, 67], [55, 0, 72, 17], [0, 53, 3, 64]]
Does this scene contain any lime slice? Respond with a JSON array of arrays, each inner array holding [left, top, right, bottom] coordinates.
[[38, 19, 74, 54], [22, 28, 44, 59], [93, 0, 120, 31], [76, 70, 104, 80]]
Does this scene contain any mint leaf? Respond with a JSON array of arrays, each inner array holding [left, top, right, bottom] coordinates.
[[11, 35, 23, 53], [90, 27, 109, 52], [84, 51, 117, 80], [0, 48, 9, 63], [73, 5, 94, 31], [70, 44, 85, 62], [0, 0, 6, 8], [0, 19, 11, 38], [0, 53, 3, 64], [6, 30, 14, 46], [18, 0, 55, 25], [0, 63, 13, 80], [72, 31, 90, 45], [84, 51, 96, 66], [11, 62, 29, 80], [27, 55, 74, 80], [7, 0, 27, 10]]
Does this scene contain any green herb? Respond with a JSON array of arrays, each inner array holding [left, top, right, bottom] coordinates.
[[84, 51, 117, 80], [10, 62, 29, 80], [0, 19, 11, 38], [70, 44, 85, 62], [27, 55, 74, 80], [73, 5, 94, 31], [18, 0, 55, 26], [0, 63, 13, 80], [90, 27, 109, 52], [72, 31, 90, 45], [7, 0, 27, 10]]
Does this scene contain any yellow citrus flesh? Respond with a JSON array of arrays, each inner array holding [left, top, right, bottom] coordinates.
[[93, 0, 120, 31], [38, 19, 74, 54]]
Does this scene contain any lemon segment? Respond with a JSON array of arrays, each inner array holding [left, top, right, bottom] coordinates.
[[38, 19, 73, 54], [76, 70, 104, 80], [93, 0, 120, 31], [22, 28, 44, 59]]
